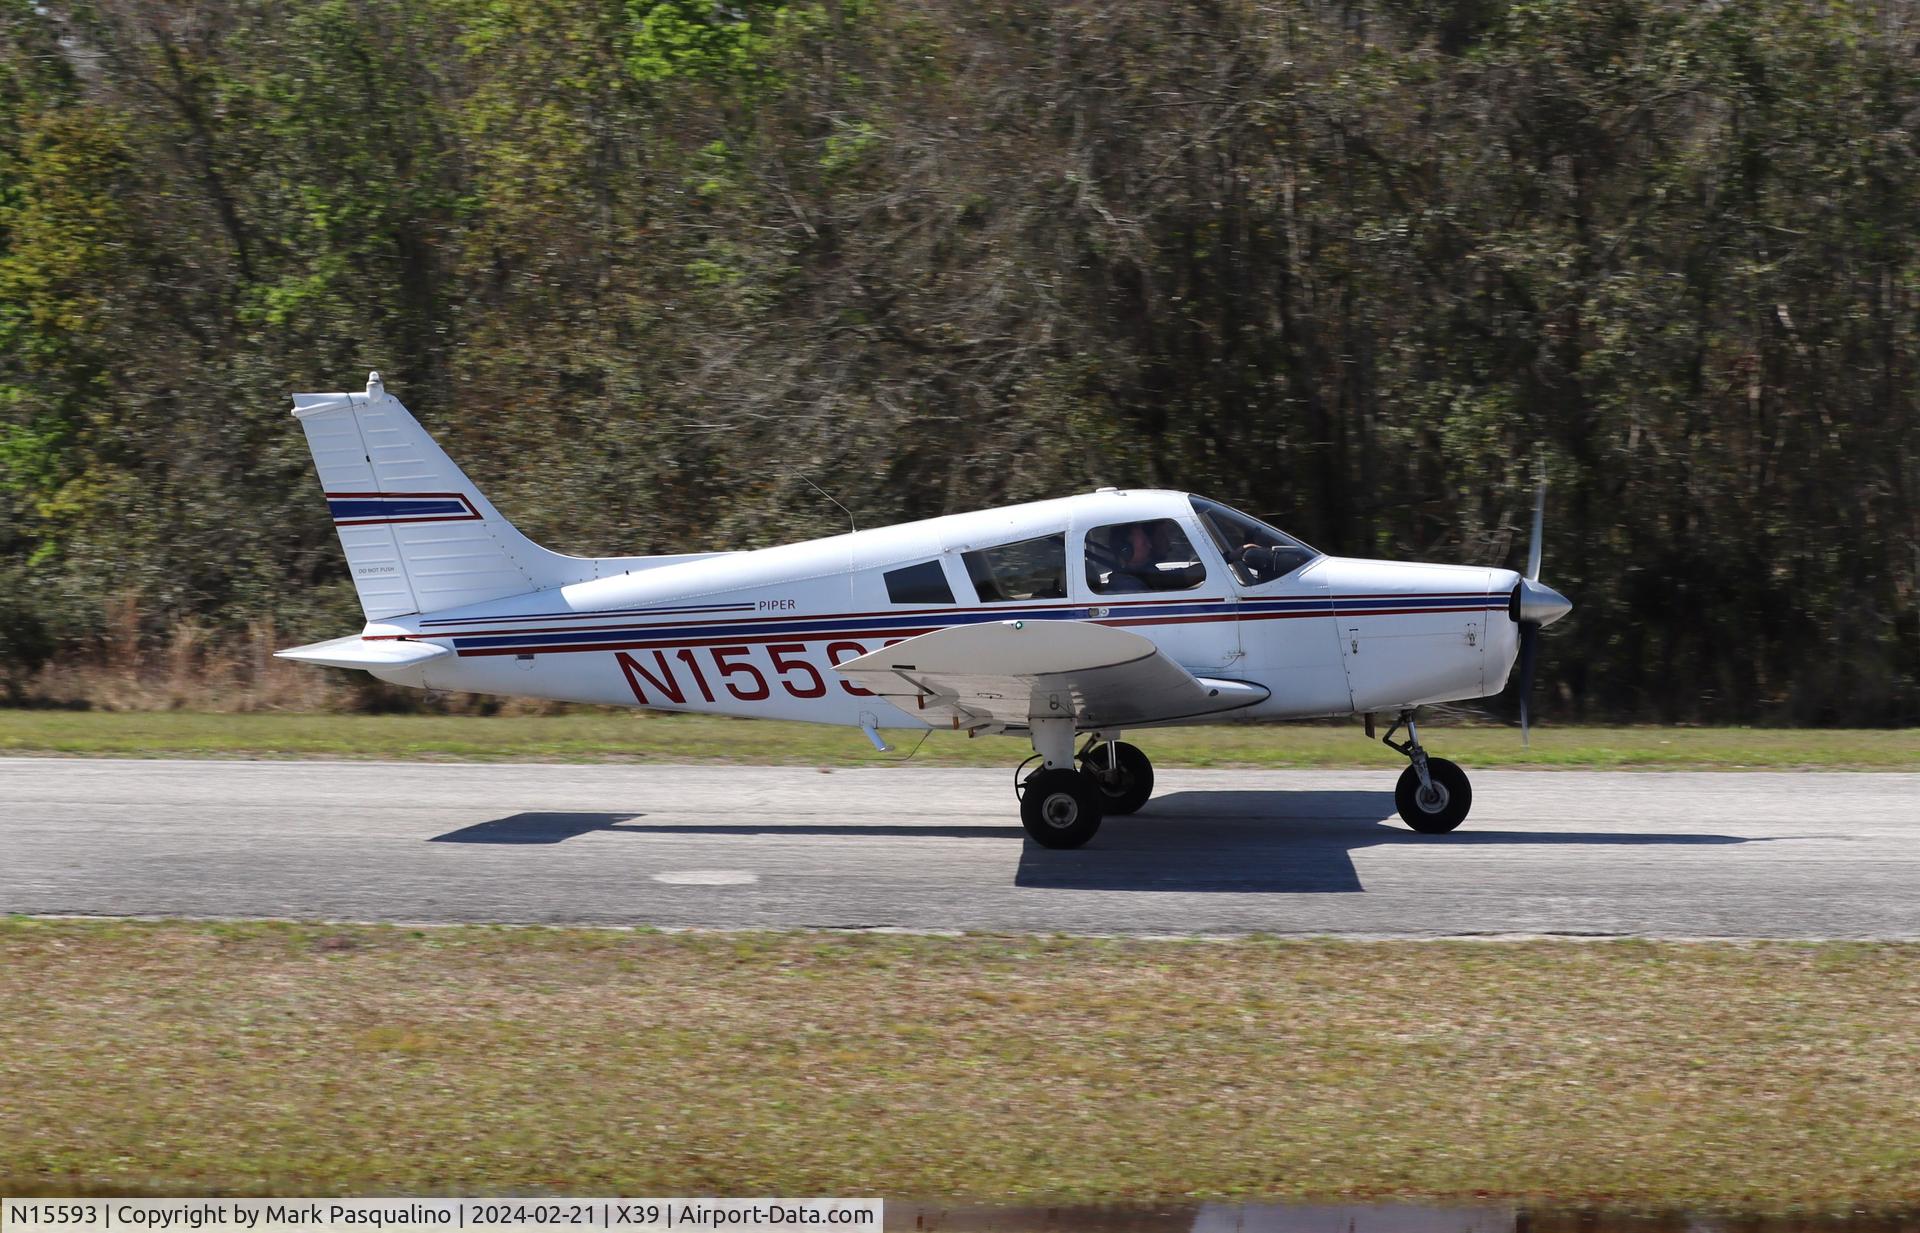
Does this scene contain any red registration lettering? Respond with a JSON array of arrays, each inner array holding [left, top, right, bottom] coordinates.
[[616, 651, 685, 705], [672, 647, 717, 702], [768, 642, 826, 698], [825, 641, 872, 696], [711, 645, 771, 701]]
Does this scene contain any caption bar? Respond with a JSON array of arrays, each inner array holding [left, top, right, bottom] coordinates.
[[3, 1201, 883, 1233]]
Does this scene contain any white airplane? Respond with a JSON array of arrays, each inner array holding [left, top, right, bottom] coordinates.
[[279, 373, 1572, 848]]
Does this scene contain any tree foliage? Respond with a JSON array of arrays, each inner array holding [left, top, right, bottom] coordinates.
[[1, 0, 1916, 721]]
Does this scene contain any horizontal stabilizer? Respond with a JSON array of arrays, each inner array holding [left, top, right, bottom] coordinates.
[[834, 619, 1267, 731], [274, 636, 452, 671]]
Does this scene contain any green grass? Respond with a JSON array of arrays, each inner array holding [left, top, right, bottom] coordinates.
[[2, 919, 1917, 1207], [0, 709, 1915, 769]]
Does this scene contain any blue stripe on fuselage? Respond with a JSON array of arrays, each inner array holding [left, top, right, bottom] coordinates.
[[444, 593, 1493, 653]]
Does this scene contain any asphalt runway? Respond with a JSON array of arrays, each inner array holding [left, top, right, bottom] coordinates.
[[2, 758, 1916, 937]]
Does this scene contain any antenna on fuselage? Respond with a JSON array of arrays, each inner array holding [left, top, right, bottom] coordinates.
[[788, 469, 857, 534]]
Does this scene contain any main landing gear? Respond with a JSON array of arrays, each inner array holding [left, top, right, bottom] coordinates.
[[1010, 712, 1469, 845], [1379, 710, 1472, 833], [1014, 720, 1156, 848]]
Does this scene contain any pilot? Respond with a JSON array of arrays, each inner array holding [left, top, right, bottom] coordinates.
[[1230, 542, 1289, 583], [1098, 524, 1157, 593], [1122, 523, 1159, 573]]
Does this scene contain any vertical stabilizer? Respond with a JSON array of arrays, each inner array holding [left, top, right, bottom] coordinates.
[[293, 372, 727, 623], [292, 372, 551, 620]]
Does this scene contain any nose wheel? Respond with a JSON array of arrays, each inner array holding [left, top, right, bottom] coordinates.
[[1394, 757, 1471, 832], [1381, 710, 1473, 833]]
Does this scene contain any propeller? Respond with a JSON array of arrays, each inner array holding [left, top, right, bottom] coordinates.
[[1510, 479, 1573, 746]]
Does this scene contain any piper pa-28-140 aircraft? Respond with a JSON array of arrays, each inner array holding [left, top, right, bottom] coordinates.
[[279, 373, 1573, 848]]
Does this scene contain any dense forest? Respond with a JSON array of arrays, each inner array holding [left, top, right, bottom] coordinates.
[[1, 0, 1915, 722]]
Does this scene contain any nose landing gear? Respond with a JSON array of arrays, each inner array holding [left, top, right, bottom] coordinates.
[[1381, 710, 1472, 833]]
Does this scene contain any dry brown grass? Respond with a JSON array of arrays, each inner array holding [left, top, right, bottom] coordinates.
[[3, 920, 1918, 1208], [14, 598, 560, 715], [18, 595, 347, 712]]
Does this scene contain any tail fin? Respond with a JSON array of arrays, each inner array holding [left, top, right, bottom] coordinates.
[[292, 372, 680, 621]]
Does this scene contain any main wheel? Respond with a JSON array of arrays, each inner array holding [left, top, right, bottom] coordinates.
[[1079, 741, 1155, 815], [1020, 768, 1105, 849], [1395, 757, 1472, 833]]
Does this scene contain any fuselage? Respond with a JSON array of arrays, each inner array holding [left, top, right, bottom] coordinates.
[[358, 489, 1523, 731]]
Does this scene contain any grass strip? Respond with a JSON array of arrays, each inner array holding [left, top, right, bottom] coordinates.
[[1, 710, 1916, 769], [2, 919, 1917, 1208]]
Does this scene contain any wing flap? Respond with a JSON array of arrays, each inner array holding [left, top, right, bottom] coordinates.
[[835, 620, 1267, 730]]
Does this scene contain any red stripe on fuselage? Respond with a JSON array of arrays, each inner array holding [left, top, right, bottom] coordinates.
[[386, 594, 1228, 642], [381, 592, 1492, 644]]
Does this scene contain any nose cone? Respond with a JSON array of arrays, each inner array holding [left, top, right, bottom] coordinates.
[[1513, 577, 1572, 627]]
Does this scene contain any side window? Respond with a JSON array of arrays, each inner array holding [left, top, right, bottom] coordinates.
[[1085, 519, 1207, 594], [963, 533, 1067, 602], [883, 560, 955, 605]]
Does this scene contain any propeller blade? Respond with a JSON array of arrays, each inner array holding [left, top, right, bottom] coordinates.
[[1526, 480, 1545, 581], [1517, 622, 1539, 748]]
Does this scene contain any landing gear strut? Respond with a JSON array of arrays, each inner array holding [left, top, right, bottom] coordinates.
[[1014, 721, 1154, 848], [1381, 710, 1472, 833]]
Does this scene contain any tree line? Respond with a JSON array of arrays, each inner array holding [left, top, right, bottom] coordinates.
[[2, 0, 1916, 722]]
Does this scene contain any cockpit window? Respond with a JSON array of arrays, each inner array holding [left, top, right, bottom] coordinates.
[[1085, 519, 1207, 594], [963, 533, 1066, 602], [1189, 496, 1318, 586]]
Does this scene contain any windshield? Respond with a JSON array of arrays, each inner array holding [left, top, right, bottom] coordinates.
[[1188, 496, 1318, 586]]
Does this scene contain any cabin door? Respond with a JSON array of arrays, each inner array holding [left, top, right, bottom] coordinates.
[[1068, 512, 1241, 671]]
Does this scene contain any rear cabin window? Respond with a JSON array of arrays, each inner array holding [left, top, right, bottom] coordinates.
[[883, 560, 956, 605], [963, 534, 1067, 602], [1085, 518, 1207, 594]]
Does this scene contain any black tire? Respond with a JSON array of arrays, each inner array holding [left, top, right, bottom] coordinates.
[[1395, 757, 1472, 833], [1079, 741, 1155, 815], [1020, 768, 1105, 848]]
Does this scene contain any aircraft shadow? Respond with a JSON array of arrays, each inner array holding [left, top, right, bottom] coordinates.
[[430, 812, 643, 844], [1014, 790, 1756, 894], [431, 797, 1756, 898], [430, 812, 1023, 843]]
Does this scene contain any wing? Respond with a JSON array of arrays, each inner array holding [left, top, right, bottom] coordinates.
[[833, 620, 1268, 732]]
